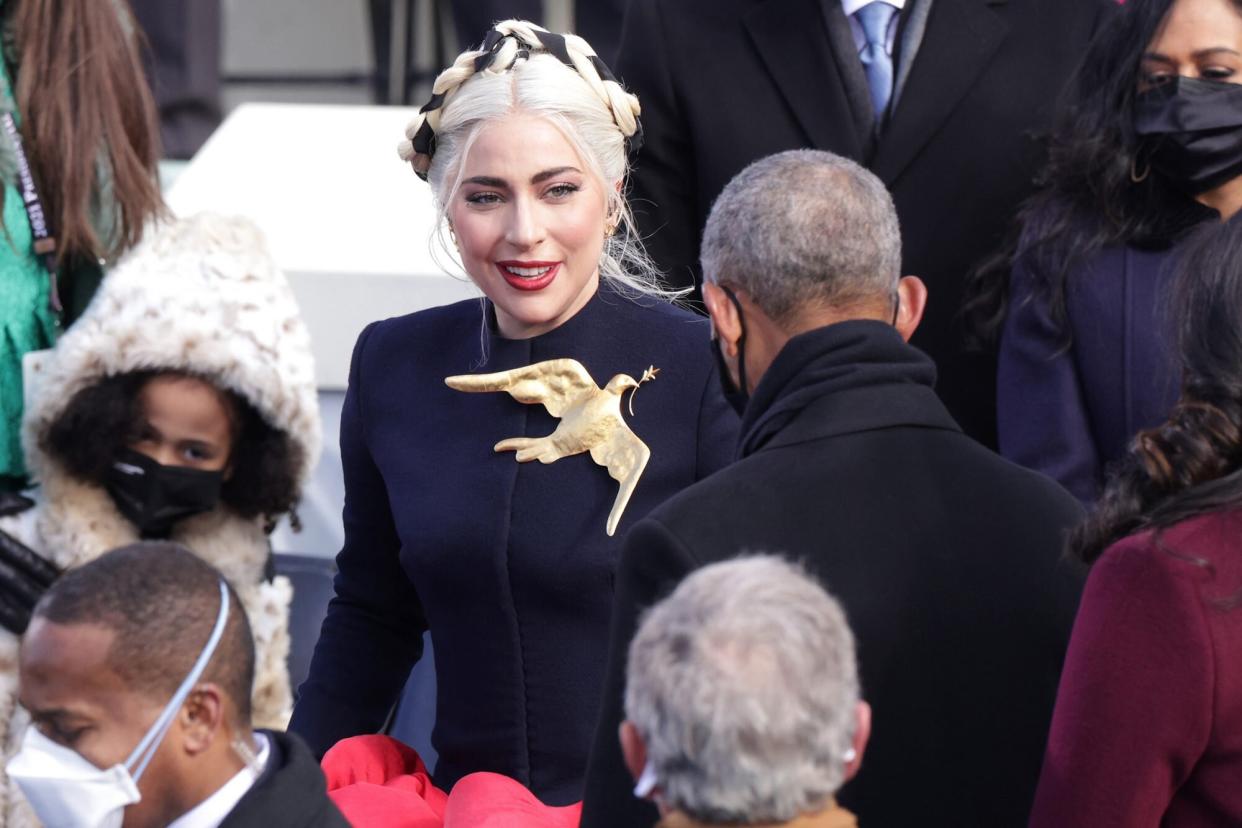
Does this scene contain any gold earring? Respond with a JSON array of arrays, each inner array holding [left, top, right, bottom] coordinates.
[[1130, 153, 1150, 184], [448, 224, 459, 246]]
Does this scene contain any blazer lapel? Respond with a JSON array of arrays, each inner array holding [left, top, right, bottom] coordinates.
[[744, 0, 867, 158], [870, 0, 1009, 184], [821, 0, 877, 153]]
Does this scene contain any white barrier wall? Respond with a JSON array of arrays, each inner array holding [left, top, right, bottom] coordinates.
[[167, 102, 479, 390]]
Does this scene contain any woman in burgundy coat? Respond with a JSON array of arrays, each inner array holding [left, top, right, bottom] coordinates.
[[1029, 216, 1242, 826]]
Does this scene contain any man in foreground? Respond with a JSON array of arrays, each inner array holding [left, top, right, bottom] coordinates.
[[581, 150, 1085, 827], [621, 556, 868, 828], [7, 541, 346, 827]]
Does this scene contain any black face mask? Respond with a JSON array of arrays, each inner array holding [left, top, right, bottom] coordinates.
[[105, 448, 224, 538], [1134, 76, 1242, 196], [710, 285, 749, 416]]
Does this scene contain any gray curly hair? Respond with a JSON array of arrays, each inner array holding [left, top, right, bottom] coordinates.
[[701, 149, 902, 323], [624, 555, 860, 824]]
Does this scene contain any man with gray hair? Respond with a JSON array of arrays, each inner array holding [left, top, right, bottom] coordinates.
[[621, 556, 868, 828], [581, 150, 1084, 828]]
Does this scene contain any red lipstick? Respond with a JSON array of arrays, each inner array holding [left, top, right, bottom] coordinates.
[[496, 260, 560, 292]]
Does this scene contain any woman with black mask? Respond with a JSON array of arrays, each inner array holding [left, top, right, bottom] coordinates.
[[0, 213, 319, 825], [979, 0, 1242, 504]]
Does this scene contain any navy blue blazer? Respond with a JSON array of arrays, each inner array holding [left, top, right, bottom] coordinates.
[[997, 241, 1191, 503], [289, 284, 738, 804]]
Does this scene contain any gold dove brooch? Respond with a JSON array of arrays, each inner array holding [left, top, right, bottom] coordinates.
[[445, 359, 660, 536]]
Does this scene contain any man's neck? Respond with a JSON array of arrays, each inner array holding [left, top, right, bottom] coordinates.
[[783, 301, 892, 339], [656, 798, 858, 828], [168, 728, 253, 821]]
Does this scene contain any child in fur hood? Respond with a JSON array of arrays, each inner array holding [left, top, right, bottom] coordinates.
[[0, 212, 321, 826]]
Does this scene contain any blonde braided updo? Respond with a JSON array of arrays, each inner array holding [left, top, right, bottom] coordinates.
[[397, 20, 641, 176], [396, 20, 680, 301]]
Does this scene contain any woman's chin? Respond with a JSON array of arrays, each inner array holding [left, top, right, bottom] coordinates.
[[489, 291, 587, 338]]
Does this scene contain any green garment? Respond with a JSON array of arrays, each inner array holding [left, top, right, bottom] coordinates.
[[0, 47, 57, 483]]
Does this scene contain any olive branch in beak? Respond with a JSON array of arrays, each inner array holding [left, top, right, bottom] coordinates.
[[628, 366, 661, 417]]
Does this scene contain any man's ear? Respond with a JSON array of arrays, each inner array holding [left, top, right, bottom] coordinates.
[[894, 276, 927, 342], [619, 720, 647, 783], [178, 684, 227, 756], [844, 700, 871, 782], [703, 283, 742, 357]]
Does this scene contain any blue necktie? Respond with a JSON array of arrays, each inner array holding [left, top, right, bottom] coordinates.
[[855, 2, 897, 121]]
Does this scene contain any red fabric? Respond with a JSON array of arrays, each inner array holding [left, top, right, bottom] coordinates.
[[443, 772, 582, 828], [321, 736, 582, 828], [1030, 512, 1242, 826], [323, 735, 447, 827]]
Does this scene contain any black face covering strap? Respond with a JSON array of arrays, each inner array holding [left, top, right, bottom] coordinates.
[[1134, 76, 1242, 195], [721, 286, 749, 396], [710, 285, 750, 416]]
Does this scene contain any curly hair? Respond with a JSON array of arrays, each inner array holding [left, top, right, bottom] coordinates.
[[1073, 214, 1242, 562], [962, 0, 1226, 348], [41, 371, 304, 526]]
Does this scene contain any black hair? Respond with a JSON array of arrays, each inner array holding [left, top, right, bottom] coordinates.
[[1073, 213, 1242, 562], [963, 0, 1228, 347], [32, 541, 255, 722], [42, 370, 303, 527]]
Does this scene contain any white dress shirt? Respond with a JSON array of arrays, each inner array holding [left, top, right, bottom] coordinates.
[[840, 0, 905, 56], [167, 733, 272, 828]]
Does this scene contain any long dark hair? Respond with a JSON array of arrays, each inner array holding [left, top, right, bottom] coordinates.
[[7, 0, 164, 267], [1073, 214, 1242, 562], [963, 0, 1227, 346]]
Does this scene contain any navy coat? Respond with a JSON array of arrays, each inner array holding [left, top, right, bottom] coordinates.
[[997, 239, 1196, 503], [289, 284, 738, 804]]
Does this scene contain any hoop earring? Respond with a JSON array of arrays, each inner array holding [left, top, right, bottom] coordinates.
[[1130, 153, 1150, 184], [448, 224, 459, 247]]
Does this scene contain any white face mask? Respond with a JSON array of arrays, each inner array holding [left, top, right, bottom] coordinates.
[[633, 759, 659, 799], [7, 581, 232, 828]]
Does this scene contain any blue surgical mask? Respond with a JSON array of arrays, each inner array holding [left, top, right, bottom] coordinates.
[[7, 581, 232, 828]]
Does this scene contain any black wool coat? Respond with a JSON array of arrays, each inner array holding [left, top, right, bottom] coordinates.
[[581, 321, 1086, 828], [614, 0, 1114, 446]]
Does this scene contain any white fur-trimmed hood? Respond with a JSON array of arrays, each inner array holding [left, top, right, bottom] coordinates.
[[23, 212, 321, 488]]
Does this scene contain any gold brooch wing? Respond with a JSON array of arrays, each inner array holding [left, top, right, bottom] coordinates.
[[445, 358, 656, 536], [445, 358, 597, 417]]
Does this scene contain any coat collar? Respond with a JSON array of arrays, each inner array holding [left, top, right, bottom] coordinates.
[[738, 319, 959, 457], [743, 0, 869, 159], [870, 0, 1009, 183], [657, 800, 858, 828], [743, 0, 1010, 185]]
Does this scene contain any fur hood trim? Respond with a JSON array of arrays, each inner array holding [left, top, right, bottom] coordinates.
[[23, 213, 321, 489]]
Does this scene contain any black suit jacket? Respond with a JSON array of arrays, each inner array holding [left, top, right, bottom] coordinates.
[[616, 0, 1113, 445], [580, 321, 1085, 828], [220, 731, 349, 828]]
